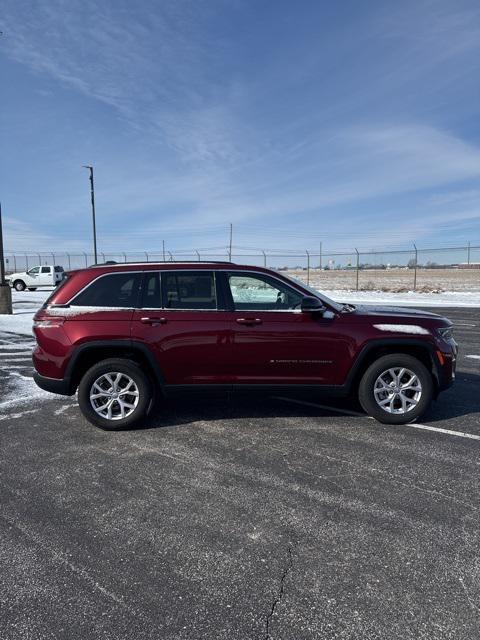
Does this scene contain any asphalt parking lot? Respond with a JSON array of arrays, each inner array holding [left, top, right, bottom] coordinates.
[[0, 307, 479, 640]]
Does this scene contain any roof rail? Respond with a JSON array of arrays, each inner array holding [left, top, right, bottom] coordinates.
[[88, 260, 235, 268]]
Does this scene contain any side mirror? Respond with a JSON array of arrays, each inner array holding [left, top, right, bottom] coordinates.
[[301, 296, 326, 313]]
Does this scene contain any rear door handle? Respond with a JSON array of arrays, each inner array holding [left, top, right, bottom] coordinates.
[[236, 318, 262, 325], [140, 317, 167, 325]]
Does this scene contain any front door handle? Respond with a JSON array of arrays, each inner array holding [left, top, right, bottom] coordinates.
[[140, 317, 167, 325], [236, 318, 262, 326]]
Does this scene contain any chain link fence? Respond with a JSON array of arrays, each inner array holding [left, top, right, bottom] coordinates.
[[3, 244, 480, 291]]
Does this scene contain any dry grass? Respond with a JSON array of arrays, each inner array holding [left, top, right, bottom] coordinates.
[[285, 268, 480, 292]]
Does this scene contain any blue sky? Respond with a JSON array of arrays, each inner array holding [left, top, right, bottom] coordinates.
[[1, 0, 480, 256]]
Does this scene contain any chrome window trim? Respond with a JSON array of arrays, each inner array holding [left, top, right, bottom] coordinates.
[[59, 267, 325, 314]]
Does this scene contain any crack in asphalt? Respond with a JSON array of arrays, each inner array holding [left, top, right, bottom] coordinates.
[[263, 542, 296, 640]]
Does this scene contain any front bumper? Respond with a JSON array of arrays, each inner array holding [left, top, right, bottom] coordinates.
[[33, 371, 74, 396]]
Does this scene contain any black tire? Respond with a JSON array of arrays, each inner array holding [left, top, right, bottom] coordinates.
[[77, 358, 152, 430], [358, 353, 433, 425], [14, 280, 26, 291], [28, 287, 37, 291]]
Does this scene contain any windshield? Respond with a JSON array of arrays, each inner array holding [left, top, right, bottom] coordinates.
[[281, 273, 344, 312]]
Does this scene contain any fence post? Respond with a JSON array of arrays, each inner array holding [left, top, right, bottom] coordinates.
[[355, 248, 359, 291], [195, 250, 200, 261], [262, 250, 266, 267], [13, 255, 17, 271], [83, 252, 88, 267], [467, 242, 471, 265], [168, 251, 173, 261], [25, 254, 29, 270], [306, 250, 310, 285], [122, 253, 127, 263], [319, 242, 322, 269], [162, 240, 165, 261], [67, 253, 71, 270], [413, 243, 418, 291]]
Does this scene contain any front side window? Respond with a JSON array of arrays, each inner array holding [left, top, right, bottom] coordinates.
[[228, 273, 303, 310], [71, 272, 141, 308], [28, 267, 40, 275], [162, 271, 216, 309]]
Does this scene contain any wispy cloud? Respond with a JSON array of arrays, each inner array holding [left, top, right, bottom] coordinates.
[[1, 0, 480, 253]]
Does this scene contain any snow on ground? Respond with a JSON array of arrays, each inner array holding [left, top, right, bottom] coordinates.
[[322, 289, 480, 307]]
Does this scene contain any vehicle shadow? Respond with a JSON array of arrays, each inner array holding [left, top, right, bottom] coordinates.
[[424, 371, 480, 423], [137, 371, 480, 430]]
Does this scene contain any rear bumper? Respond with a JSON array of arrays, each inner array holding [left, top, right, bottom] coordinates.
[[33, 371, 74, 396]]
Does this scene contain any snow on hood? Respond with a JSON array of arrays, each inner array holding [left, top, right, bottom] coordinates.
[[373, 323, 430, 335]]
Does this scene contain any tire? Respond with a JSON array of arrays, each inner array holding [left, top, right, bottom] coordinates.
[[77, 358, 152, 430], [28, 287, 37, 291], [14, 280, 26, 292], [358, 353, 433, 425]]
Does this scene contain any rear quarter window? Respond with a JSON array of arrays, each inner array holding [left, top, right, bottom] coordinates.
[[70, 272, 141, 308]]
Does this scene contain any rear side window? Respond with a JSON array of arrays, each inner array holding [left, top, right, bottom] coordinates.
[[41, 267, 51, 273], [141, 272, 162, 308], [71, 272, 141, 308], [162, 271, 216, 309]]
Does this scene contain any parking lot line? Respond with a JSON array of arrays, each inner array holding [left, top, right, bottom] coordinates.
[[274, 396, 480, 441]]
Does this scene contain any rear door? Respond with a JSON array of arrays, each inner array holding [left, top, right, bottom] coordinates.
[[131, 270, 231, 385], [40, 266, 52, 286], [224, 271, 340, 385]]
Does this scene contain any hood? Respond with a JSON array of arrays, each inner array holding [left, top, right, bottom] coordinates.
[[352, 304, 444, 320]]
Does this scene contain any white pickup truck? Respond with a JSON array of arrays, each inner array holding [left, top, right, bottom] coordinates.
[[7, 265, 65, 291]]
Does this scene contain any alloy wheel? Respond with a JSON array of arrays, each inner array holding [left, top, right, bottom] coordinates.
[[373, 367, 422, 415], [89, 372, 139, 421]]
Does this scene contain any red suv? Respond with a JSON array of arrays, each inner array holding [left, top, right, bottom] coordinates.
[[32, 262, 457, 430]]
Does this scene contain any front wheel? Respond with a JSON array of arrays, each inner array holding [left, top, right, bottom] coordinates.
[[77, 358, 152, 430], [359, 354, 433, 424], [14, 280, 26, 291]]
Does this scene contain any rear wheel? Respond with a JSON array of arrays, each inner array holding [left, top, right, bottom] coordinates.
[[359, 354, 433, 424], [78, 358, 152, 430], [14, 280, 26, 291]]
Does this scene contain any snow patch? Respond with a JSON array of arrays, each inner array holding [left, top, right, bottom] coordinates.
[[373, 323, 430, 335], [466, 355, 480, 360], [47, 306, 130, 316]]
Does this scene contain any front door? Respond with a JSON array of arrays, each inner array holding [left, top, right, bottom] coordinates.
[[131, 270, 231, 385], [224, 271, 341, 385]]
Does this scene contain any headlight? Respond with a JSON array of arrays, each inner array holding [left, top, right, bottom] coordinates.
[[437, 326, 454, 340]]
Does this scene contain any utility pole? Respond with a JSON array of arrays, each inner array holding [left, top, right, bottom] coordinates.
[[413, 243, 418, 291], [83, 165, 98, 265], [0, 203, 13, 314], [228, 223, 233, 261]]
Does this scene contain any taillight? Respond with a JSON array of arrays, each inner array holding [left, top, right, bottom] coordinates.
[[33, 319, 65, 329]]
